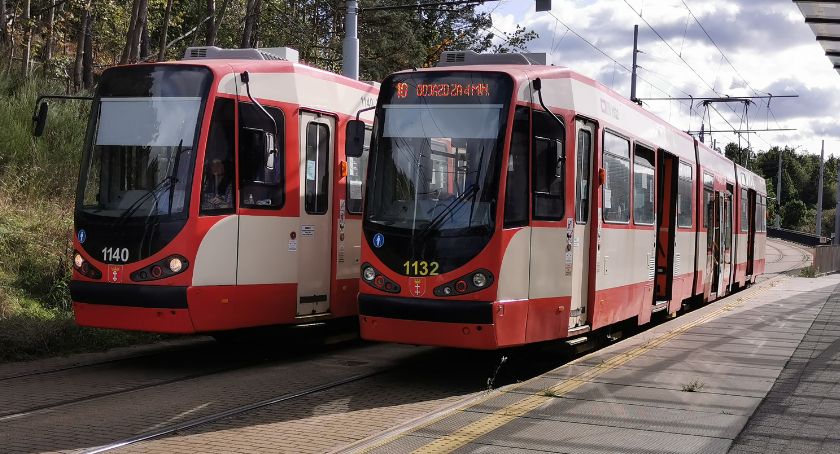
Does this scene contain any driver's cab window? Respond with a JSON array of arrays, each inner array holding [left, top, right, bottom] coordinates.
[[238, 102, 284, 209], [200, 97, 235, 215], [532, 110, 565, 220]]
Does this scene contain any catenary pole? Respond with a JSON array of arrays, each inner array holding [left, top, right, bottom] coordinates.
[[817, 140, 825, 237], [342, 0, 359, 80]]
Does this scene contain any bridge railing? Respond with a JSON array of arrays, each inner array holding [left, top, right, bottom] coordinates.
[[814, 244, 840, 276], [767, 227, 829, 247]]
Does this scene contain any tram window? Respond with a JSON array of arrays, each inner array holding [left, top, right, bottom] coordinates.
[[677, 162, 693, 228], [740, 188, 749, 232], [305, 122, 331, 214], [602, 132, 630, 223], [703, 189, 712, 230], [723, 197, 732, 250], [504, 106, 529, 228], [200, 97, 236, 215], [532, 111, 565, 220], [347, 126, 371, 214], [575, 128, 592, 223], [633, 146, 655, 225], [238, 102, 284, 209]]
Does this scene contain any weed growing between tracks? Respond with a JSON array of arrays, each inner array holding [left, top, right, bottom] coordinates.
[[0, 72, 162, 363]]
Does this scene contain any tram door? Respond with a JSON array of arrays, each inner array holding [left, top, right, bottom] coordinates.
[[705, 188, 719, 297], [570, 119, 595, 328], [746, 189, 757, 277], [654, 151, 679, 301], [297, 112, 335, 316], [720, 190, 734, 295]]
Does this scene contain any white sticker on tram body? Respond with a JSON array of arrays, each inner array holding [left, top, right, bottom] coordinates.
[[301, 225, 315, 236], [306, 161, 316, 181], [288, 239, 298, 252]]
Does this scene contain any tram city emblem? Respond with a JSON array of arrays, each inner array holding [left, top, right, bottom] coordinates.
[[373, 233, 385, 248], [410, 277, 427, 297], [77, 229, 87, 244], [107, 265, 124, 284]]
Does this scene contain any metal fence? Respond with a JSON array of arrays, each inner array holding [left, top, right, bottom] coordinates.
[[814, 245, 840, 276], [768, 227, 829, 247]]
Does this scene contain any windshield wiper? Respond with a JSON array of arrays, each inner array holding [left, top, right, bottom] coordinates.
[[167, 140, 184, 215], [111, 175, 176, 227], [415, 183, 479, 242]]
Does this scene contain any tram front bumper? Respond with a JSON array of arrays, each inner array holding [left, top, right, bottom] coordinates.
[[71, 281, 195, 333], [358, 294, 528, 350]]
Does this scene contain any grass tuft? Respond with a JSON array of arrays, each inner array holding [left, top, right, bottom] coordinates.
[[681, 379, 705, 392]]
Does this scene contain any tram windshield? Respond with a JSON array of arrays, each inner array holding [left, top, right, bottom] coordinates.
[[364, 71, 512, 273], [77, 65, 212, 220]]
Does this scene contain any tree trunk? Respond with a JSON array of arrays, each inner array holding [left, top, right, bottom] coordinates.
[[83, 12, 94, 89], [120, 0, 141, 64], [139, 16, 150, 60], [251, 0, 262, 47], [22, 0, 31, 74], [241, 0, 257, 48], [0, 0, 7, 44], [158, 0, 173, 60], [74, 3, 91, 89], [43, 0, 56, 75], [130, 0, 149, 62], [205, 0, 215, 46]]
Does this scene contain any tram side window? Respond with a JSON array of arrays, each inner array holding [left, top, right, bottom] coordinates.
[[633, 146, 655, 225], [532, 111, 565, 220], [504, 106, 529, 228], [347, 126, 371, 214], [200, 98, 236, 215], [677, 162, 693, 228], [239, 102, 285, 209], [705, 189, 714, 244], [740, 188, 749, 232], [576, 128, 592, 223], [305, 122, 331, 214], [602, 132, 630, 223]]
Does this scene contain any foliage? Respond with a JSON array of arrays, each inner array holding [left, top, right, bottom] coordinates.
[[1, 0, 536, 87], [0, 71, 162, 363], [744, 144, 839, 235]]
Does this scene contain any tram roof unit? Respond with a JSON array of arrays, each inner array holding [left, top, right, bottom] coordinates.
[[150, 46, 380, 121]]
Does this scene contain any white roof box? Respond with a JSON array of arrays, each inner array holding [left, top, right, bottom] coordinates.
[[182, 46, 299, 63], [437, 50, 548, 67]]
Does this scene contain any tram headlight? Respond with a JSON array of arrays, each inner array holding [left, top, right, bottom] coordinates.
[[73, 253, 84, 269], [363, 266, 376, 281], [169, 257, 183, 273], [472, 272, 488, 288]]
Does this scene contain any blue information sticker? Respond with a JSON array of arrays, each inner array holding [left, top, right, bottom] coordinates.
[[78, 229, 87, 244], [373, 233, 385, 248]]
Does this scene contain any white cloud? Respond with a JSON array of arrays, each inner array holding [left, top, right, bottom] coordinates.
[[478, 0, 840, 155]]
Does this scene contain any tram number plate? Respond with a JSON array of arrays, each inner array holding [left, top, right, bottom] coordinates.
[[403, 260, 439, 276], [102, 247, 129, 263]]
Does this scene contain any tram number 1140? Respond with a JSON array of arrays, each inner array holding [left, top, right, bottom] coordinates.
[[102, 247, 129, 263], [403, 260, 439, 276]]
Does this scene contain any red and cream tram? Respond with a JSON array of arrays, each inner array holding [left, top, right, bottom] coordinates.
[[66, 47, 378, 333], [349, 51, 766, 349]]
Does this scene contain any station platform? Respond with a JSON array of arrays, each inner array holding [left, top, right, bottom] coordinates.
[[345, 274, 840, 454]]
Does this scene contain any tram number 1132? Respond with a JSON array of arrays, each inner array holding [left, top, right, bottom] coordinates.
[[403, 260, 439, 276], [102, 247, 129, 263]]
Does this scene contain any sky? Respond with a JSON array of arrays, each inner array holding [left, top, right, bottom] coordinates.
[[477, 0, 839, 157]]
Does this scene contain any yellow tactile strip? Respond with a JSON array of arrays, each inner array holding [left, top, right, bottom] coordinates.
[[356, 276, 784, 454]]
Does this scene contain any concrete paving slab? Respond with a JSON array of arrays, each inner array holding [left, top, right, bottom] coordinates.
[[352, 275, 840, 454]]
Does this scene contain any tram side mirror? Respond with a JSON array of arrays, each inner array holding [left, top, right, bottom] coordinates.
[[345, 120, 366, 158], [241, 127, 278, 172], [33, 101, 49, 137]]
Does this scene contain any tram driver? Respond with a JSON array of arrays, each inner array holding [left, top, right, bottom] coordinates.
[[202, 158, 233, 210]]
